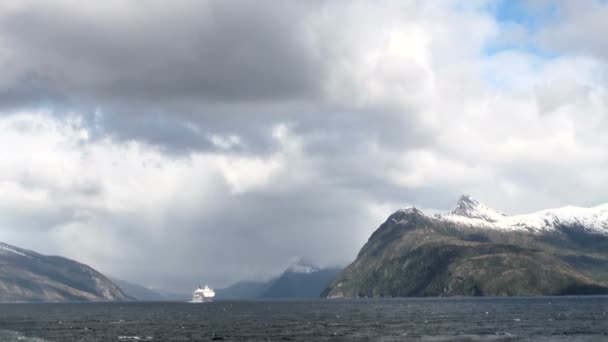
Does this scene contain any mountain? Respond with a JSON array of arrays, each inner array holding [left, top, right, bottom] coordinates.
[[112, 278, 166, 301], [438, 195, 608, 235], [0, 242, 132, 302], [261, 261, 342, 298], [217, 261, 342, 299], [324, 195, 608, 298], [216, 280, 272, 300]]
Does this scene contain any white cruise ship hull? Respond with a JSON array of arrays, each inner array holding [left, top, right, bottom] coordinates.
[[190, 297, 213, 303], [190, 285, 215, 303]]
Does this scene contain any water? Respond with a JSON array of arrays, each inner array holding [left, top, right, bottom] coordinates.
[[0, 296, 606, 341]]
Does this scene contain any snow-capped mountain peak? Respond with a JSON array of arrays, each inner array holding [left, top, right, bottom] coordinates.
[[287, 259, 320, 274], [448, 195, 507, 223], [396, 206, 423, 215], [432, 195, 608, 236]]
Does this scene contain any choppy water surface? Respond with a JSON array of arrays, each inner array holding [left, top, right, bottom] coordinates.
[[0, 296, 606, 341]]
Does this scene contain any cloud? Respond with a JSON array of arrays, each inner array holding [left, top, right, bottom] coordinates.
[[0, 1, 324, 103], [0, 112, 381, 291], [0, 1, 608, 291], [0, 0, 456, 152], [536, 0, 608, 59]]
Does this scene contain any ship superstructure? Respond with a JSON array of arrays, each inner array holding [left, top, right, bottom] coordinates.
[[191, 285, 215, 303]]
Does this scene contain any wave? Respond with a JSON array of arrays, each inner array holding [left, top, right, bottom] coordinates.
[[0, 329, 51, 342]]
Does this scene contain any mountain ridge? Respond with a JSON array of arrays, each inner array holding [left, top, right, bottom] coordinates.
[[434, 195, 608, 235], [324, 195, 608, 298], [0, 241, 132, 302]]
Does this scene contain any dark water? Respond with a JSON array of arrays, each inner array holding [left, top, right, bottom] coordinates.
[[0, 297, 607, 341]]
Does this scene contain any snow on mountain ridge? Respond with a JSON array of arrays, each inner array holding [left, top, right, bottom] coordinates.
[[288, 264, 317, 274], [397, 196, 608, 236], [448, 195, 507, 223], [0, 242, 33, 258], [286, 259, 320, 274]]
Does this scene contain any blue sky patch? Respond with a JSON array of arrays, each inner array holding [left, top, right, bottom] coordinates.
[[493, 0, 558, 31], [483, 0, 560, 59]]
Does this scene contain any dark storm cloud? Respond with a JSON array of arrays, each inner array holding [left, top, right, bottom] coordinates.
[[0, 0, 334, 151], [0, 0, 432, 155], [90, 102, 297, 155], [0, 1, 323, 104]]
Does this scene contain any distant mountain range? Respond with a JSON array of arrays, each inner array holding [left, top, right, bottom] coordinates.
[[0, 242, 131, 302], [216, 280, 270, 300], [324, 195, 608, 298], [261, 262, 342, 298], [8, 194, 606, 302], [217, 260, 342, 299]]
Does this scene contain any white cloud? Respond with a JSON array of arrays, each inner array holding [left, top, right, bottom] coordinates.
[[1, 1, 608, 290]]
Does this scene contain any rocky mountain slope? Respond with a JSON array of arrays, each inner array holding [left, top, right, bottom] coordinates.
[[0, 242, 132, 302], [324, 196, 608, 298]]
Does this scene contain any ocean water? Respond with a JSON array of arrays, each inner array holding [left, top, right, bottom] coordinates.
[[0, 296, 606, 341]]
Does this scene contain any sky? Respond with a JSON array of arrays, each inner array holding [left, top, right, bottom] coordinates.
[[1, 0, 608, 292]]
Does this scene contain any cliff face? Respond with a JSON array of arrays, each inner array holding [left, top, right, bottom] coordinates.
[[324, 197, 608, 298], [0, 242, 131, 302]]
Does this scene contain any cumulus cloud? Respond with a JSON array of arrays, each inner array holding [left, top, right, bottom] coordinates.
[[0, 0, 607, 291]]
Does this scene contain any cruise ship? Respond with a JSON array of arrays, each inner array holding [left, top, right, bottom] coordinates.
[[191, 285, 215, 303]]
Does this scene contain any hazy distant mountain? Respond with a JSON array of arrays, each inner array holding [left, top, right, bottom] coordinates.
[[218, 261, 342, 299], [262, 261, 342, 298], [216, 280, 273, 300], [0, 242, 131, 302], [324, 195, 608, 298], [112, 278, 166, 301]]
